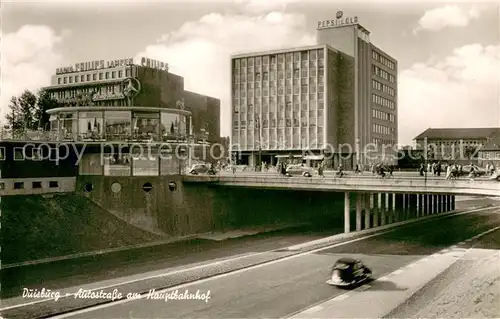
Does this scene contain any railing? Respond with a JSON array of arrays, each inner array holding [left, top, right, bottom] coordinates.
[[183, 174, 500, 196], [0, 129, 195, 144]]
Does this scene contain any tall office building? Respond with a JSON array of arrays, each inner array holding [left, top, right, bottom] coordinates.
[[231, 11, 398, 168]]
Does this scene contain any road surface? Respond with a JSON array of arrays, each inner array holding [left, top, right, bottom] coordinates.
[[52, 204, 500, 319]]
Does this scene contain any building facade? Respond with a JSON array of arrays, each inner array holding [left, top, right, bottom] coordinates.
[[45, 57, 221, 145], [414, 127, 500, 162], [231, 12, 398, 168]]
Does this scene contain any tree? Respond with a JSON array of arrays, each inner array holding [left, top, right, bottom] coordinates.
[[35, 89, 61, 130], [3, 89, 61, 133], [464, 145, 480, 159], [5, 90, 37, 133]]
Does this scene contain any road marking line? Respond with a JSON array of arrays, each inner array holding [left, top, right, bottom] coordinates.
[[392, 269, 404, 275], [6, 205, 499, 315], [302, 305, 323, 314], [332, 294, 349, 301], [406, 263, 416, 268]]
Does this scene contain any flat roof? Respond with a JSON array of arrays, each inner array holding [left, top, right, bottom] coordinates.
[[231, 44, 333, 59], [46, 106, 192, 116], [414, 127, 500, 140]]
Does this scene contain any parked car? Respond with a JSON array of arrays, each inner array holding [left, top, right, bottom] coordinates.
[[189, 163, 216, 175], [285, 164, 314, 177], [461, 165, 486, 176], [489, 172, 500, 181], [326, 257, 372, 288]]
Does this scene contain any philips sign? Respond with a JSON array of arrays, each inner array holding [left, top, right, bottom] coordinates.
[[317, 11, 358, 30]]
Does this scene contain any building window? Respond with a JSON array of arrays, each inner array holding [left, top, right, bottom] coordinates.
[[86, 74, 91, 81], [112, 71, 116, 79], [74, 76, 79, 83], [81, 75, 85, 82], [99, 73, 103, 80], [105, 72, 110, 79], [69, 77, 73, 83]]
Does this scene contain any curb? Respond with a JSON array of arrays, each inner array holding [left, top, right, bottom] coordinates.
[[2, 224, 307, 269]]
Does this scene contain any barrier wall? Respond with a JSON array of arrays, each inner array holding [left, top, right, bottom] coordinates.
[[76, 176, 348, 236]]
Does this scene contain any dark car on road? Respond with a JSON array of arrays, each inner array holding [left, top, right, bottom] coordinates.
[[326, 257, 372, 288], [285, 164, 315, 177], [189, 163, 216, 175]]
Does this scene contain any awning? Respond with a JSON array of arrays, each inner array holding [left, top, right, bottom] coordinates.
[[305, 155, 324, 160]]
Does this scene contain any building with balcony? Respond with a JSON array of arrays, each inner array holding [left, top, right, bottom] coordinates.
[[44, 57, 221, 145], [231, 12, 398, 169]]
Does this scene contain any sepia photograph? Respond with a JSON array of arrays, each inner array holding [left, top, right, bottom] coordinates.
[[0, 0, 499, 318]]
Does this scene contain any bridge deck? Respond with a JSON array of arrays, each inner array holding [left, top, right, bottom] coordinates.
[[182, 174, 500, 196]]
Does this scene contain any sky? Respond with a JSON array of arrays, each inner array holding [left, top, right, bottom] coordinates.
[[1, 0, 499, 145]]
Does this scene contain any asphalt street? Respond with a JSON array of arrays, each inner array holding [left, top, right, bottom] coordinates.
[[56, 204, 500, 319], [2, 196, 492, 300]]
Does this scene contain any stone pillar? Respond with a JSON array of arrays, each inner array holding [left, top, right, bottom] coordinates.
[[373, 193, 379, 227], [437, 195, 443, 213], [446, 195, 451, 212], [364, 193, 371, 230], [380, 193, 386, 226], [423, 194, 428, 216], [417, 194, 423, 217], [443, 195, 447, 212], [429, 194, 434, 214], [395, 193, 404, 222], [388, 193, 394, 224], [344, 192, 350, 233], [410, 194, 418, 219], [451, 195, 455, 210], [356, 193, 362, 231], [433, 195, 438, 214]]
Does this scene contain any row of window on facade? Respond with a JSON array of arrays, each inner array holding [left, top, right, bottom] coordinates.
[[79, 154, 187, 177], [234, 113, 325, 129], [233, 133, 324, 150], [236, 76, 324, 90], [372, 138, 395, 146], [373, 93, 395, 110], [373, 65, 395, 83], [235, 100, 324, 114], [424, 140, 485, 146], [372, 108, 395, 123], [57, 68, 131, 85], [234, 59, 325, 77], [234, 49, 325, 69], [372, 79, 395, 97], [51, 84, 122, 99], [233, 85, 326, 98], [234, 67, 325, 83], [372, 51, 395, 70], [50, 111, 187, 141], [480, 152, 500, 160], [373, 123, 395, 136]]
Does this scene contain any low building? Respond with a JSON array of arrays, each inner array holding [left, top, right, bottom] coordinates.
[[478, 134, 500, 167], [414, 127, 500, 162]]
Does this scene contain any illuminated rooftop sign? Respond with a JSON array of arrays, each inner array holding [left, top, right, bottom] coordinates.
[[56, 57, 169, 75], [317, 11, 358, 30]]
